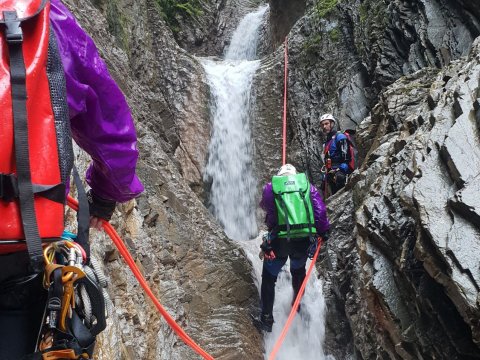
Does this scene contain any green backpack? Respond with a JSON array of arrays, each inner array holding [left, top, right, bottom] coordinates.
[[271, 173, 316, 239]]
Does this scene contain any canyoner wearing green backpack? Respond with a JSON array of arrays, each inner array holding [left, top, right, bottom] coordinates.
[[271, 173, 317, 240]]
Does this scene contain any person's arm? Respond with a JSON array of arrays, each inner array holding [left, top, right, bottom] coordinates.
[[50, 0, 144, 204], [259, 183, 277, 233], [310, 184, 330, 234]]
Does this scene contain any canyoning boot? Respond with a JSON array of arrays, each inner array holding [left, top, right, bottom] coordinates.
[[251, 313, 274, 333]]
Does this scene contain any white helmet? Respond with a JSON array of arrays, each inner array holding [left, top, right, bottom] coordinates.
[[320, 113, 336, 125], [277, 164, 297, 176]]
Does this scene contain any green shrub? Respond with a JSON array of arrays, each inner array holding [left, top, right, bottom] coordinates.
[[156, 0, 203, 32], [315, 0, 339, 18], [328, 28, 340, 42]]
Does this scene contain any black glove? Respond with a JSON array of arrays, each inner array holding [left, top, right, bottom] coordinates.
[[260, 233, 274, 252], [319, 232, 329, 243], [87, 190, 116, 221], [260, 233, 276, 261], [307, 236, 319, 259]]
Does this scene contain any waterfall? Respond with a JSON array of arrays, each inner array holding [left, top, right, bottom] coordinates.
[[202, 3, 332, 359], [201, 4, 268, 241]]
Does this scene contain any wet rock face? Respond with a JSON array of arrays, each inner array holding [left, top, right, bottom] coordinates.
[[90, 0, 211, 197], [63, 0, 263, 358], [165, 0, 267, 57], [323, 40, 480, 359], [253, 0, 480, 358], [269, 0, 307, 48], [253, 0, 480, 187]]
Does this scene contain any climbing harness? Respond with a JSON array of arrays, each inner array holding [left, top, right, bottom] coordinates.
[[30, 235, 110, 360], [268, 237, 323, 360], [323, 131, 356, 173], [67, 196, 215, 360]]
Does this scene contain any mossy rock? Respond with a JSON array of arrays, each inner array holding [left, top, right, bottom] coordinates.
[[315, 0, 339, 18]]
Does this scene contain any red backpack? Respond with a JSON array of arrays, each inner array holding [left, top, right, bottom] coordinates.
[[0, 0, 73, 270]]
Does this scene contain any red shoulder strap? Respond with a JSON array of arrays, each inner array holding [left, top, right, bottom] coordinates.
[[324, 135, 336, 155]]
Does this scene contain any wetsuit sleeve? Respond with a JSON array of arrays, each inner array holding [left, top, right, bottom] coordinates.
[[310, 185, 330, 234], [260, 183, 277, 233], [50, 0, 144, 202]]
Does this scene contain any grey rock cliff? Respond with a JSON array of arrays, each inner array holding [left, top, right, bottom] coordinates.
[[64, 0, 263, 358], [61, 0, 480, 358], [324, 40, 480, 358], [253, 0, 480, 358]]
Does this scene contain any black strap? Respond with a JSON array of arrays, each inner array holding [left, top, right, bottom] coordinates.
[[276, 192, 291, 241], [73, 166, 90, 260], [32, 183, 66, 203], [277, 223, 312, 231], [300, 190, 313, 239], [0, 0, 47, 24], [47, 268, 63, 328], [4, 11, 43, 273], [0, 173, 66, 203], [0, 173, 18, 201]]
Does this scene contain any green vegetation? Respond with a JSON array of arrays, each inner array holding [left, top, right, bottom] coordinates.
[[315, 0, 339, 18], [355, 0, 388, 55], [328, 28, 340, 42], [104, 1, 129, 52], [155, 0, 204, 33], [358, 0, 387, 26], [301, 33, 322, 54]]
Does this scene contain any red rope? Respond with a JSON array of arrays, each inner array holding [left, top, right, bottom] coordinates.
[[67, 196, 214, 360], [268, 238, 323, 360], [282, 36, 288, 166]]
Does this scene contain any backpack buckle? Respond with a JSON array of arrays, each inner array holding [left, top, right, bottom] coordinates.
[[3, 11, 23, 44], [0, 173, 19, 202]]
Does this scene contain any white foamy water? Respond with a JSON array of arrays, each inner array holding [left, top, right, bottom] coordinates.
[[202, 3, 332, 359], [225, 5, 268, 60], [202, 5, 268, 241], [202, 59, 260, 240], [241, 234, 333, 360]]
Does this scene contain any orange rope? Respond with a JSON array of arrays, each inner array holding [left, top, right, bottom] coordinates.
[[67, 196, 214, 360], [282, 36, 288, 166], [268, 238, 323, 360]]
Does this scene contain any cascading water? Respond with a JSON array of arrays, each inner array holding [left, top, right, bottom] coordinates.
[[202, 4, 332, 359], [202, 5, 268, 240]]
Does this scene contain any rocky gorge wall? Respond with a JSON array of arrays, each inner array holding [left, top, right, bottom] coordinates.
[[63, 0, 264, 358], [62, 0, 480, 358], [257, 0, 480, 358]]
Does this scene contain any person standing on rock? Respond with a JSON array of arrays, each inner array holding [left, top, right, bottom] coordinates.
[[320, 113, 354, 196], [0, 0, 144, 359], [254, 164, 330, 332]]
